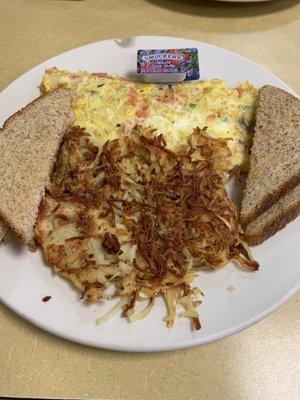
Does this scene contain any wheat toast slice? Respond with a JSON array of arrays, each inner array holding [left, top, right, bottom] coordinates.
[[240, 85, 300, 227], [0, 87, 74, 243]]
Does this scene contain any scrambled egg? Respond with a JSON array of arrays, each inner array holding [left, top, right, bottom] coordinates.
[[42, 67, 257, 171]]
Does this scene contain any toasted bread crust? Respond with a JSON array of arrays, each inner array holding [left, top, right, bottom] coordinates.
[[241, 170, 300, 226], [0, 220, 8, 242], [0, 87, 74, 243], [241, 85, 300, 227], [1, 87, 73, 131], [245, 188, 300, 246]]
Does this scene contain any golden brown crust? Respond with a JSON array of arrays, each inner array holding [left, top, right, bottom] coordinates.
[[241, 171, 300, 227], [245, 194, 300, 246], [35, 126, 259, 329]]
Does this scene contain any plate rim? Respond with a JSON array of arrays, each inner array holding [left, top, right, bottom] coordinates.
[[1, 277, 298, 352], [0, 35, 299, 352], [0, 35, 298, 98]]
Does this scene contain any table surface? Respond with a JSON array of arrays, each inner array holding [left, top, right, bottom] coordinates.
[[0, 0, 299, 399]]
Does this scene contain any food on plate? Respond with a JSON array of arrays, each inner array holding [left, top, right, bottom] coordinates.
[[41, 67, 258, 172], [245, 186, 300, 246], [42, 295, 51, 302], [35, 126, 258, 329], [2, 65, 298, 328], [240, 85, 300, 245], [0, 87, 74, 243], [0, 221, 8, 242]]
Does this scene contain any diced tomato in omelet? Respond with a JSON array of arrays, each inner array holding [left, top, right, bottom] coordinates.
[[41, 67, 258, 171]]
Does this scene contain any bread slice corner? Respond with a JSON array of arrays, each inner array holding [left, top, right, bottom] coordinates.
[[245, 185, 300, 246], [240, 85, 300, 227], [0, 87, 74, 243]]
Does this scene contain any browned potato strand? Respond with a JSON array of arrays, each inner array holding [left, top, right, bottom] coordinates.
[[35, 126, 258, 329]]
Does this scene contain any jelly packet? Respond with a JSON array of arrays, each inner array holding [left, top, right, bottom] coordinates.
[[137, 48, 199, 83]]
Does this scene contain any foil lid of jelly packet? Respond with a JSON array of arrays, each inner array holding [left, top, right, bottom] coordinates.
[[137, 48, 199, 83]]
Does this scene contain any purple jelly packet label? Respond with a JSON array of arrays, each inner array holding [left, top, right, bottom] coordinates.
[[137, 48, 199, 81]]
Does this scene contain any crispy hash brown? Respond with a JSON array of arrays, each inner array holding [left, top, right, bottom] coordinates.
[[35, 126, 258, 329]]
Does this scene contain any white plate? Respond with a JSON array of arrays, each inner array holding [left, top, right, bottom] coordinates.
[[0, 36, 299, 352]]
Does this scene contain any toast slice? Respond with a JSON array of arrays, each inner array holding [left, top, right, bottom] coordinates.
[[0, 87, 74, 243], [244, 185, 300, 246], [240, 85, 300, 227]]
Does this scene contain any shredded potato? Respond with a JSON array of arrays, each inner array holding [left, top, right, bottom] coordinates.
[[35, 126, 259, 330]]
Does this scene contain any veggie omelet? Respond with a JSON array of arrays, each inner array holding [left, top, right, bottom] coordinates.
[[41, 67, 258, 171]]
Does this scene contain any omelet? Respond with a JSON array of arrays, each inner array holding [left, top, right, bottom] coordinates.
[[42, 67, 258, 171]]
